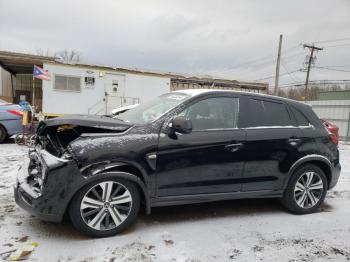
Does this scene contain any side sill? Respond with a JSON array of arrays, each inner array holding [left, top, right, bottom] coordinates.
[[150, 190, 283, 207]]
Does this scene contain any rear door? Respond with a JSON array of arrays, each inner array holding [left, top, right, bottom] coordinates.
[[156, 95, 246, 197], [240, 96, 303, 191]]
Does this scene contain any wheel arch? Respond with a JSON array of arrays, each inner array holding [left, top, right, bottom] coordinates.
[[80, 160, 149, 185], [64, 170, 151, 223], [284, 155, 332, 190]]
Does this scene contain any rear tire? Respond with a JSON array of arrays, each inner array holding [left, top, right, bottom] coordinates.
[[69, 177, 140, 238], [281, 164, 327, 214], [0, 125, 7, 143]]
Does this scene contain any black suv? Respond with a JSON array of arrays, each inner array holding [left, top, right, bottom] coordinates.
[[14, 90, 340, 237]]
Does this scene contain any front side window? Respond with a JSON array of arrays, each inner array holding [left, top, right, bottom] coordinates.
[[54, 75, 81, 92], [245, 99, 292, 127], [179, 97, 239, 130]]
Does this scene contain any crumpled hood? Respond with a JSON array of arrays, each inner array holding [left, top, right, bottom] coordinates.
[[41, 114, 132, 132], [35, 115, 134, 158]]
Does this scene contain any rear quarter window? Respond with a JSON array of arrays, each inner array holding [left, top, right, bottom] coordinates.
[[290, 106, 310, 126]]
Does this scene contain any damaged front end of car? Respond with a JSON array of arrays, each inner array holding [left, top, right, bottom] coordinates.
[[35, 115, 132, 158], [14, 115, 133, 222]]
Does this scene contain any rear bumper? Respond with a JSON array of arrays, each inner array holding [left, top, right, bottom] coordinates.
[[329, 162, 341, 189]]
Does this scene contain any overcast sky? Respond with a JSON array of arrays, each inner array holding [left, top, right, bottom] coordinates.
[[0, 0, 349, 88]]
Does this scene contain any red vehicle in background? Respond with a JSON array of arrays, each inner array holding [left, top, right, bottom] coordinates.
[[321, 119, 339, 145]]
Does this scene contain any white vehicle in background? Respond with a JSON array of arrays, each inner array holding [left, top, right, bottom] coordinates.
[[111, 104, 139, 116]]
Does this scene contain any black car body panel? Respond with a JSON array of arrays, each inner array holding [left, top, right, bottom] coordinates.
[[14, 90, 341, 222]]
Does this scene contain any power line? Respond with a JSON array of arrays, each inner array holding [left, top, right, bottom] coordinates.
[[254, 70, 301, 81], [283, 52, 306, 61], [313, 37, 350, 44], [209, 37, 350, 76], [322, 43, 350, 48], [318, 64, 350, 68], [281, 59, 300, 83], [210, 56, 275, 75], [313, 66, 350, 73], [213, 50, 306, 79], [209, 44, 301, 75]]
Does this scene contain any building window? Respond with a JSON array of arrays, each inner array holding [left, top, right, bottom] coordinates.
[[54, 75, 81, 92]]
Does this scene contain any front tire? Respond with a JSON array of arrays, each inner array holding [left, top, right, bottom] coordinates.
[[281, 164, 327, 214], [69, 177, 140, 238]]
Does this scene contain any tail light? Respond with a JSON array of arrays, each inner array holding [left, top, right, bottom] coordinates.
[[6, 109, 23, 116], [329, 133, 339, 145], [321, 119, 339, 146]]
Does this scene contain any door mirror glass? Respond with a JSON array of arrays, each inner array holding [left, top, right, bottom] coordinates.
[[170, 116, 192, 134]]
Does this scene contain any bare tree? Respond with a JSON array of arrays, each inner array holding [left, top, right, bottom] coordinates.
[[34, 48, 82, 63], [55, 49, 82, 64], [35, 48, 53, 57]]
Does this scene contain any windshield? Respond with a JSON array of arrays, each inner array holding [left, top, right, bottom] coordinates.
[[117, 92, 191, 124]]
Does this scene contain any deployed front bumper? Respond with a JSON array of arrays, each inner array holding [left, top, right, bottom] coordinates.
[[14, 148, 81, 223]]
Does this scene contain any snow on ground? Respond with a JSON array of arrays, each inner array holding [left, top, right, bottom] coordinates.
[[0, 142, 350, 262]]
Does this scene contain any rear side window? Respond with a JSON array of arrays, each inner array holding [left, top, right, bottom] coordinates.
[[245, 99, 292, 127], [290, 106, 310, 126]]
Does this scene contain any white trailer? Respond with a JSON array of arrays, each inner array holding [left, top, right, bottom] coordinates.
[[42, 63, 171, 115]]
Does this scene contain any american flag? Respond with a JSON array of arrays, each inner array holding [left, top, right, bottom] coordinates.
[[33, 65, 51, 81]]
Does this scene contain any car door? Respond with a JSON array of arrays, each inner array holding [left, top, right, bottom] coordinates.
[[156, 95, 246, 197], [240, 96, 303, 191]]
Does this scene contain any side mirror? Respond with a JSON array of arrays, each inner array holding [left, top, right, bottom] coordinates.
[[170, 116, 192, 134]]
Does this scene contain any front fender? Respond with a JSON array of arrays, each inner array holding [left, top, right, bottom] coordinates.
[[80, 160, 150, 186]]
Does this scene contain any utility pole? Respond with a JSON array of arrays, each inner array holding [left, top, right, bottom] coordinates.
[[303, 44, 323, 100], [274, 34, 283, 96]]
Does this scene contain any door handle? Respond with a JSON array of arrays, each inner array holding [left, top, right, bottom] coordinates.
[[225, 143, 243, 152], [288, 137, 301, 142], [288, 137, 301, 145]]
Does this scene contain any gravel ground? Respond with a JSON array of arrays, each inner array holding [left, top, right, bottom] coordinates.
[[0, 142, 349, 262]]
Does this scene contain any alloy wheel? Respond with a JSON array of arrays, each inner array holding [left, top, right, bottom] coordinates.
[[80, 181, 132, 231], [294, 171, 324, 209]]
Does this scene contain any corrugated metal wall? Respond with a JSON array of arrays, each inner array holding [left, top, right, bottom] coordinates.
[[0, 70, 42, 107], [16, 74, 42, 110], [306, 100, 350, 139], [16, 74, 42, 99]]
